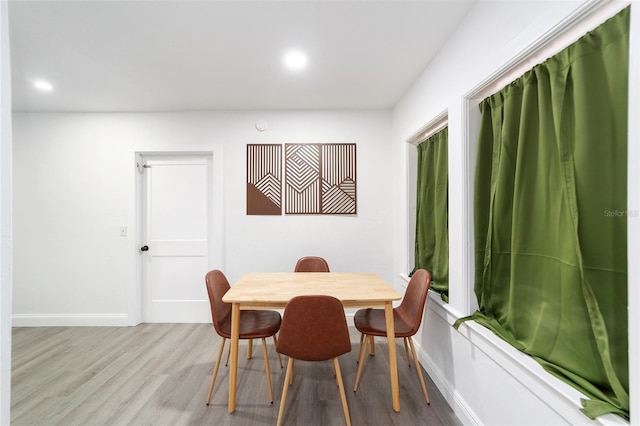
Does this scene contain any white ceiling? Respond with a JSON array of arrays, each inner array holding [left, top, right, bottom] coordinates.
[[8, 0, 476, 113]]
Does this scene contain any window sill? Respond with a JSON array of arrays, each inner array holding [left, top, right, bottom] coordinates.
[[454, 317, 627, 425]]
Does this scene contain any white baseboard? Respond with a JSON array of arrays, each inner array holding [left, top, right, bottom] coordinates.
[[413, 338, 481, 426], [12, 314, 130, 327]]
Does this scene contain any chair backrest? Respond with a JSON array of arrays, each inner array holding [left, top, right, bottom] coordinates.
[[395, 269, 432, 336], [276, 295, 350, 361], [205, 269, 232, 336], [294, 256, 330, 272]]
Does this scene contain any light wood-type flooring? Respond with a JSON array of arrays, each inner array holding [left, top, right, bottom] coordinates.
[[11, 323, 461, 426]]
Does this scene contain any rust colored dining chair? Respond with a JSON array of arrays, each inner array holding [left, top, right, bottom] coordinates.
[[276, 295, 352, 426], [353, 269, 432, 404], [204, 269, 283, 405], [294, 256, 330, 272]]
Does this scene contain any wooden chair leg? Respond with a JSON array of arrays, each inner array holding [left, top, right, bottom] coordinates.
[[224, 339, 255, 365], [206, 337, 226, 405], [261, 338, 274, 403], [290, 358, 295, 385], [368, 335, 375, 355], [354, 335, 368, 392], [273, 335, 283, 368], [277, 358, 295, 426], [333, 358, 352, 426], [356, 333, 365, 364], [408, 337, 430, 404], [333, 360, 337, 381], [403, 337, 412, 366]]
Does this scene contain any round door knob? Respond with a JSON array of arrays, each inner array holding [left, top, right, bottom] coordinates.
[[140, 245, 149, 252]]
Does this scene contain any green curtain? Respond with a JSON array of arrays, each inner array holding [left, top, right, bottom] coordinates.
[[466, 8, 629, 420], [413, 127, 449, 300]]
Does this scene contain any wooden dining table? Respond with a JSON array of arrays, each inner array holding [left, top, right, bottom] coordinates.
[[222, 272, 403, 413]]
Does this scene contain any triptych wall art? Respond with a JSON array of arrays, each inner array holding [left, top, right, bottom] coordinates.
[[247, 143, 357, 215]]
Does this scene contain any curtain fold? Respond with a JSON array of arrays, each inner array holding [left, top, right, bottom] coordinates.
[[413, 127, 449, 300], [467, 7, 629, 419]]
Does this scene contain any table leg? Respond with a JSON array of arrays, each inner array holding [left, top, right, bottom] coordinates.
[[385, 301, 400, 412], [228, 303, 240, 413]]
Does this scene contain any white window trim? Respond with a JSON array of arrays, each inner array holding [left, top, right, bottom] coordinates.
[[405, 110, 448, 278], [626, 3, 640, 424], [406, 110, 449, 146]]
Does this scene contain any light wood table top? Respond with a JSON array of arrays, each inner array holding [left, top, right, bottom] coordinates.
[[223, 272, 401, 308]]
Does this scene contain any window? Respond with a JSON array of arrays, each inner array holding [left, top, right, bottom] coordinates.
[[412, 126, 449, 301], [459, 7, 630, 420]]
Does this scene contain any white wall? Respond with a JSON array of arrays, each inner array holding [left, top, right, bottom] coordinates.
[[0, 1, 12, 423], [392, 0, 635, 425], [11, 110, 393, 325]]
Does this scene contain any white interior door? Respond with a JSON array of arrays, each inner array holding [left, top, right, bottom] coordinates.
[[141, 154, 212, 322]]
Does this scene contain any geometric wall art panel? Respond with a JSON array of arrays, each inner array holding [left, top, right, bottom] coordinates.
[[246, 144, 282, 215], [285, 143, 321, 214], [285, 143, 357, 215], [247, 143, 357, 216], [320, 143, 357, 214]]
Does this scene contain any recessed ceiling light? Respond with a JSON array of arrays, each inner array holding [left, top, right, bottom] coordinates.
[[284, 50, 308, 71], [33, 80, 53, 92]]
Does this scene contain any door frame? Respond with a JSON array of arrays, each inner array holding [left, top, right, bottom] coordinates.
[[130, 148, 224, 325]]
